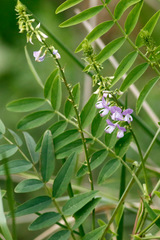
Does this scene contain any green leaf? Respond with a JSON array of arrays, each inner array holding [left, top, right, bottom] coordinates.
[[0, 160, 32, 175], [0, 191, 13, 240], [23, 132, 39, 164], [1, 190, 6, 198], [44, 69, 59, 98], [50, 121, 68, 138], [98, 159, 121, 184], [28, 212, 61, 231], [15, 196, 52, 217], [56, 0, 83, 14], [120, 63, 149, 92], [77, 149, 108, 178], [154, 191, 160, 198], [48, 230, 70, 240], [0, 119, 5, 134], [41, 130, 55, 182], [115, 132, 133, 158], [96, 37, 125, 64], [54, 129, 79, 151], [105, 128, 118, 148], [36, 121, 68, 151], [8, 129, 23, 146], [55, 138, 93, 159], [52, 153, 77, 198], [59, 5, 104, 28], [114, 0, 141, 20], [80, 94, 97, 128], [91, 113, 107, 138], [51, 76, 62, 111], [15, 179, 44, 193], [111, 51, 138, 87], [62, 190, 98, 215], [6, 98, 46, 112], [24, 46, 44, 88], [75, 20, 114, 53], [125, 1, 143, 35], [144, 201, 160, 228], [0, 144, 18, 161], [136, 76, 159, 114], [73, 198, 101, 229], [17, 111, 54, 130], [115, 205, 124, 227], [82, 226, 106, 240], [64, 83, 80, 119], [136, 10, 160, 47]]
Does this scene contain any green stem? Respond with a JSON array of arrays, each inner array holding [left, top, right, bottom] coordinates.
[[101, 126, 160, 239], [151, 179, 160, 198], [42, 41, 96, 229], [53, 198, 77, 240], [138, 215, 160, 237], [130, 128, 149, 195], [117, 156, 126, 240]]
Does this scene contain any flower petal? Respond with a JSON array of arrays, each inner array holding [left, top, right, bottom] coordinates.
[[123, 108, 133, 115], [105, 125, 115, 134], [100, 108, 109, 117]]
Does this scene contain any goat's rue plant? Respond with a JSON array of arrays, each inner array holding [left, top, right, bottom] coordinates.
[[0, 0, 160, 239]]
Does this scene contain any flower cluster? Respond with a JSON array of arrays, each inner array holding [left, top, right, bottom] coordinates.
[[15, 1, 48, 44], [15, 0, 61, 63], [96, 93, 133, 138]]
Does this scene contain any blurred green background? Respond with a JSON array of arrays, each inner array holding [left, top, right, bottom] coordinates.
[[0, 0, 160, 239]]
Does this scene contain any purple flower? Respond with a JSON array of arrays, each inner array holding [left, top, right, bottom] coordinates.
[[105, 120, 126, 138], [117, 124, 126, 138], [110, 106, 123, 121], [53, 49, 61, 59], [122, 108, 133, 123], [33, 49, 46, 62], [95, 94, 110, 117], [95, 101, 104, 109], [105, 119, 116, 134], [99, 108, 110, 117]]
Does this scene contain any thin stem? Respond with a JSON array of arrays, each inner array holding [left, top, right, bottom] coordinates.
[[151, 179, 160, 198], [130, 128, 149, 195], [53, 198, 77, 240], [101, 126, 160, 239], [42, 40, 96, 229], [138, 215, 160, 237]]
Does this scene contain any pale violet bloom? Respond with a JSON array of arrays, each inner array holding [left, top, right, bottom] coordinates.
[[95, 93, 110, 117], [33, 49, 46, 62], [110, 106, 123, 121], [95, 100, 104, 109], [105, 120, 126, 138], [122, 108, 133, 123], [53, 49, 61, 59], [116, 124, 126, 138], [105, 119, 116, 134], [99, 107, 110, 117]]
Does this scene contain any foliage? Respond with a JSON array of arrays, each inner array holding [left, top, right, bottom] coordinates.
[[0, 0, 160, 240]]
